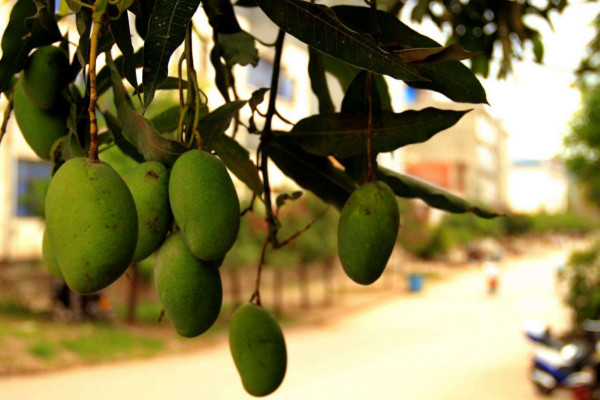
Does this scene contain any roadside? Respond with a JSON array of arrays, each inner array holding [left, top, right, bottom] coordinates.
[[0, 234, 585, 376]]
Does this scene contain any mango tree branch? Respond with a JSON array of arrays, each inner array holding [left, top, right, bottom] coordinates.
[[251, 29, 286, 303], [88, 0, 107, 163]]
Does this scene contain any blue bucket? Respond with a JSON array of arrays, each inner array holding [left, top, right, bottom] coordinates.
[[408, 273, 424, 292]]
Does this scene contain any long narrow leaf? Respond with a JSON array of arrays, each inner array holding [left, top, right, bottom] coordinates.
[[108, 54, 188, 165], [142, 0, 201, 110], [267, 139, 356, 210], [214, 135, 263, 195], [377, 166, 498, 218], [254, 0, 425, 83], [283, 108, 470, 158], [332, 5, 488, 104]]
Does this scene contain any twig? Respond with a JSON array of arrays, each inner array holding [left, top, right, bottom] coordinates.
[[87, 16, 103, 163], [366, 71, 374, 182], [276, 207, 329, 249], [249, 238, 269, 306], [240, 193, 257, 216], [275, 109, 294, 125], [158, 308, 165, 323]]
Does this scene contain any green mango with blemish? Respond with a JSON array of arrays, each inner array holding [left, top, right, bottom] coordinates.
[[123, 161, 171, 263], [169, 149, 240, 261], [155, 232, 222, 338], [13, 78, 68, 160], [22, 46, 70, 110], [229, 303, 287, 397], [338, 181, 399, 285], [42, 228, 63, 280], [45, 157, 138, 294]]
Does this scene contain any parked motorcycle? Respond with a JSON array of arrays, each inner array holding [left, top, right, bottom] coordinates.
[[524, 319, 600, 399]]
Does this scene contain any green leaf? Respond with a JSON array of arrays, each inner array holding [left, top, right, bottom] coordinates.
[[323, 55, 391, 111], [0, 0, 62, 92], [109, 11, 139, 94], [210, 41, 232, 101], [142, 0, 201, 110], [197, 100, 246, 151], [103, 111, 146, 162], [332, 6, 488, 104], [283, 108, 470, 158], [376, 166, 498, 218], [394, 44, 480, 64], [341, 70, 381, 114], [213, 135, 263, 194], [97, 49, 144, 97], [132, 0, 156, 40], [201, 0, 242, 33], [308, 47, 335, 114], [76, 8, 92, 67], [267, 138, 356, 210], [108, 54, 188, 165], [249, 88, 269, 111], [133, 76, 188, 95], [276, 191, 303, 209], [217, 31, 259, 67], [253, 0, 425, 83], [150, 105, 188, 133]]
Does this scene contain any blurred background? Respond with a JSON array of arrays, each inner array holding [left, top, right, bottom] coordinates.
[[2, 0, 600, 399]]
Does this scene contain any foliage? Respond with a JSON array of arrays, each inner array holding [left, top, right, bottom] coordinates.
[[399, 206, 599, 259], [383, 0, 568, 78], [560, 242, 600, 324], [223, 194, 338, 269], [565, 82, 600, 209], [0, 0, 503, 394]]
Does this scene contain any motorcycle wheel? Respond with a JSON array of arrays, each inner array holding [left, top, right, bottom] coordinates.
[[534, 382, 554, 396]]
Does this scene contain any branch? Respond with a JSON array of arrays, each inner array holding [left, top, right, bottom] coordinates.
[[275, 207, 329, 249]]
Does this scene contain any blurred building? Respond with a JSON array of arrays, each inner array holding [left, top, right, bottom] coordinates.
[[402, 90, 510, 210], [506, 158, 569, 214], [0, 118, 49, 262]]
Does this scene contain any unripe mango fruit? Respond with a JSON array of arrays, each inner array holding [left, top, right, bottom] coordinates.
[[45, 158, 138, 294], [169, 150, 240, 261], [42, 228, 63, 280], [155, 232, 222, 337], [23, 46, 70, 110], [13, 78, 68, 160], [229, 303, 287, 397], [338, 181, 399, 285], [123, 161, 171, 263]]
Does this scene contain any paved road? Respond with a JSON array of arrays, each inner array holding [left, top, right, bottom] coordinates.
[[0, 247, 573, 400]]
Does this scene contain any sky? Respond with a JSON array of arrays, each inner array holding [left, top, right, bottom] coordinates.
[[406, 1, 600, 161]]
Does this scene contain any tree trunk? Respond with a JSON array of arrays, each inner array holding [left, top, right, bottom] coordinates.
[[126, 264, 139, 324], [272, 268, 284, 314], [229, 269, 242, 309], [322, 260, 333, 306], [298, 263, 310, 309]]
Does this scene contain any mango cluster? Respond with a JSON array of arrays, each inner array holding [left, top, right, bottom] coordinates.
[[13, 46, 70, 160], [43, 150, 239, 341], [338, 181, 400, 285]]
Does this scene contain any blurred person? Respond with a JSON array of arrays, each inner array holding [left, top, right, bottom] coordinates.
[[483, 261, 499, 294]]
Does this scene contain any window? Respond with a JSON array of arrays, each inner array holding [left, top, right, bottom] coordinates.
[[247, 59, 295, 101], [16, 160, 52, 217]]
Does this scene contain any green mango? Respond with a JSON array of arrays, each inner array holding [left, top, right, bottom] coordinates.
[[13, 78, 68, 160], [229, 303, 287, 397], [155, 232, 222, 337], [338, 181, 399, 285], [45, 157, 138, 294], [169, 149, 240, 261], [123, 161, 171, 263], [42, 228, 63, 280], [99, 144, 140, 176], [22, 46, 70, 110]]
